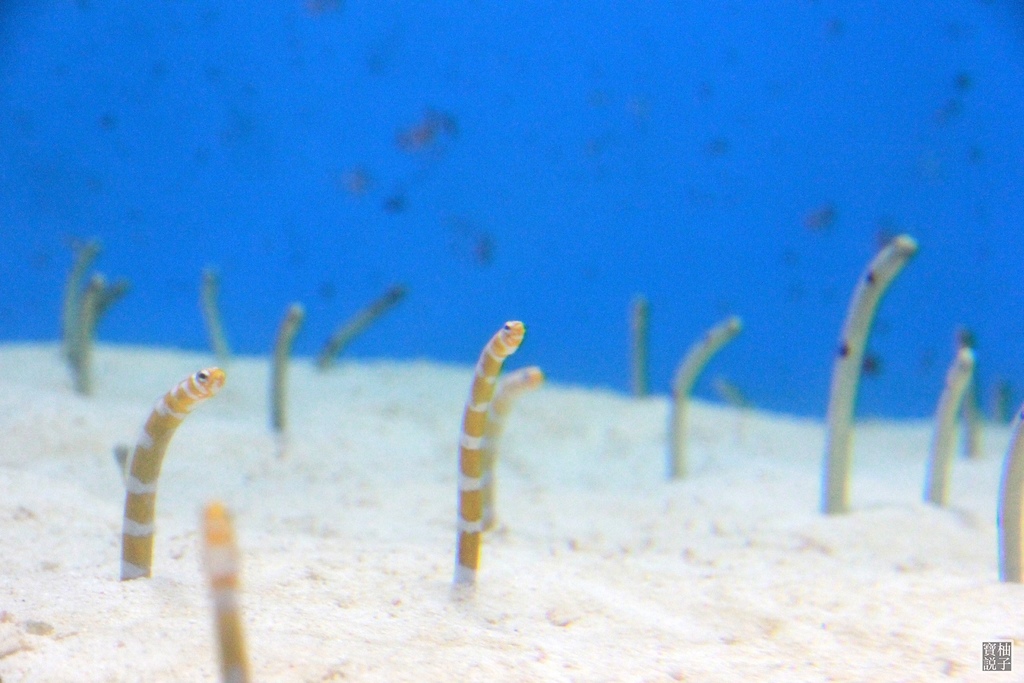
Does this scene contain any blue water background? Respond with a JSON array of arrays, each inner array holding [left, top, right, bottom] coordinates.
[[1, 1, 1022, 418]]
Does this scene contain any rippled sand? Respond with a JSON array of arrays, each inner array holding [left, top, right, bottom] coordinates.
[[0, 343, 1015, 682]]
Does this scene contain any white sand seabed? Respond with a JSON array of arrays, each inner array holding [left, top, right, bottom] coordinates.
[[0, 342, 1018, 682]]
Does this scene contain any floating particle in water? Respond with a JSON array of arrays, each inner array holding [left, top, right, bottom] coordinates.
[[447, 216, 495, 267], [803, 203, 837, 232], [705, 138, 730, 157], [31, 250, 52, 270], [98, 113, 117, 130], [786, 281, 804, 302], [397, 119, 436, 152], [218, 109, 255, 148], [435, 111, 458, 138], [825, 18, 844, 38], [305, 0, 342, 15], [382, 193, 407, 214], [583, 135, 611, 158], [916, 150, 943, 180], [875, 218, 899, 248], [587, 90, 608, 108], [696, 82, 714, 102], [396, 109, 458, 153], [365, 30, 401, 75], [918, 347, 937, 375], [968, 146, 984, 164], [472, 235, 494, 265], [954, 72, 973, 92], [366, 51, 388, 75], [861, 352, 883, 377], [945, 22, 973, 42], [318, 281, 336, 300], [150, 61, 168, 83], [339, 166, 372, 196], [935, 98, 962, 125], [13, 108, 34, 137], [626, 96, 650, 127]]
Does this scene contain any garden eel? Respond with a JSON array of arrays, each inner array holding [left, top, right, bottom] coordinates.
[[669, 316, 742, 479], [480, 365, 544, 532], [821, 234, 917, 514], [316, 284, 406, 370], [202, 501, 251, 683], [271, 303, 305, 433], [201, 267, 232, 364], [120, 367, 227, 580], [454, 321, 525, 592], [999, 404, 1024, 582], [630, 295, 649, 397], [924, 346, 974, 506]]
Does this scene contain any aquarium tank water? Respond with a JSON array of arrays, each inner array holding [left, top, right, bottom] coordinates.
[[1, 0, 1022, 418]]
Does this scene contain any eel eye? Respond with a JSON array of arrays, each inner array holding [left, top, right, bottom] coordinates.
[[196, 370, 210, 384]]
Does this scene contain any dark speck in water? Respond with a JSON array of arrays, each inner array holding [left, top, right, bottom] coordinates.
[[383, 193, 407, 213], [862, 352, 883, 377]]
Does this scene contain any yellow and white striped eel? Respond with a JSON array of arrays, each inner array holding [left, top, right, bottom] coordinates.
[[480, 365, 544, 532], [202, 501, 251, 683], [120, 367, 227, 580], [454, 321, 525, 590]]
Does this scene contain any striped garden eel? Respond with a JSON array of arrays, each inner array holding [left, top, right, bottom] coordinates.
[[821, 234, 917, 514], [454, 321, 525, 592], [669, 316, 742, 479], [202, 501, 251, 683], [480, 365, 544, 532], [120, 367, 227, 580], [924, 346, 974, 506]]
